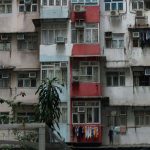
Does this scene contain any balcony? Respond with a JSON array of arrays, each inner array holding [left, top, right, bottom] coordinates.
[[72, 44, 101, 56], [40, 6, 69, 19], [71, 6, 100, 23], [104, 86, 150, 106]]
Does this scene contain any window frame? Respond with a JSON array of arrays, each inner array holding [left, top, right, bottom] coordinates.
[[72, 101, 100, 124], [104, 0, 123, 11], [0, 0, 12, 14], [59, 102, 68, 123], [132, 0, 144, 10], [18, 0, 38, 12], [72, 23, 99, 44], [105, 32, 124, 49], [71, 0, 98, 4], [17, 72, 37, 88], [17, 112, 35, 123], [135, 111, 150, 126], [106, 71, 125, 86], [42, 0, 68, 6], [0, 72, 10, 88], [133, 70, 150, 86], [0, 112, 9, 124], [106, 109, 127, 127], [41, 24, 67, 45], [79, 61, 99, 82], [17, 33, 38, 51], [41, 62, 67, 86]]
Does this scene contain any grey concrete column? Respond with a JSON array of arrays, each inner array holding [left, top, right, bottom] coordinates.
[[39, 127, 45, 150]]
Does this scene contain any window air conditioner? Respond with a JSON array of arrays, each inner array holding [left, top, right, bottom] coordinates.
[[56, 37, 65, 44], [132, 32, 139, 38], [74, 5, 85, 12], [78, 107, 85, 112], [2, 73, 9, 78], [145, 68, 150, 75], [17, 34, 24, 40], [1, 35, 8, 40], [110, 10, 120, 16], [29, 72, 36, 78], [136, 10, 144, 17]]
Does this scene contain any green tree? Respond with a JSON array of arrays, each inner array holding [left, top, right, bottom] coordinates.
[[35, 77, 62, 135]]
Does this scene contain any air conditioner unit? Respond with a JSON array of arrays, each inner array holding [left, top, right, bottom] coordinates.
[[24, 0, 31, 4], [60, 62, 67, 68], [17, 34, 24, 40], [78, 107, 85, 112], [74, 5, 85, 12], [136, 10, 144, 17], [145, 68, 150, 75], [110, 10, 120, 16], [29, 72, 36, 78], [56, 37, 65, 44], [75, 22, 85, 28], [2, 73, 9, 78], [72, 76, 79, 82], [1, 35, 8, 40], [132, 32, 139, 38]]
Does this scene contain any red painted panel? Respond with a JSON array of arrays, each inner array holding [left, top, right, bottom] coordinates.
[[71, 6, 100, 23], [71, 82, 102, 97], [72, 44, 101, 56]]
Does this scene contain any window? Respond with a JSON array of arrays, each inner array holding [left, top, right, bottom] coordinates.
[[59, 102, 67, 123], [107, 109, 127, 126], [132, 0, 144, 10], [132, 31, 150, 48], [17, 33, 38, 50], [41, 24, 67, 45], [133, 70, 150, 86], [0, 0, 12, 13], [18, 0, 38, 12], [18, 72, 37, 87], [72, 101, 100, 124], [72, 23, 98, 43], [145, 1, 150, 10], [133, 37, 140, 47], [0, 112, 9, 124], [105, 0, 123, 11], [42, 0, 67, 6], [135, 111, 150, 126], [105, 32, 124, 48], [0, 72, 10, 87], [71, 0, 98, 4], [79, 61, 99, 82], [41, 62, 67, 86], [17, 112, 35, 123], [0, 34, 11, 51], [106, 72, 125, 86]]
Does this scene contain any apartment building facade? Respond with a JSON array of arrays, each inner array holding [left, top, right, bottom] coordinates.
[[100, 0, 150, 145], [70, 0, 109, 144], [0, 0, 40, 124], [1, 0, 150, 146]]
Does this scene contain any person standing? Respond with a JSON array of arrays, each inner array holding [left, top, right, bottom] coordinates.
[[108, 128, 114, 145]]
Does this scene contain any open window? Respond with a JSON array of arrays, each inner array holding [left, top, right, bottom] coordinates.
[[105, 32, 124, 49]]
